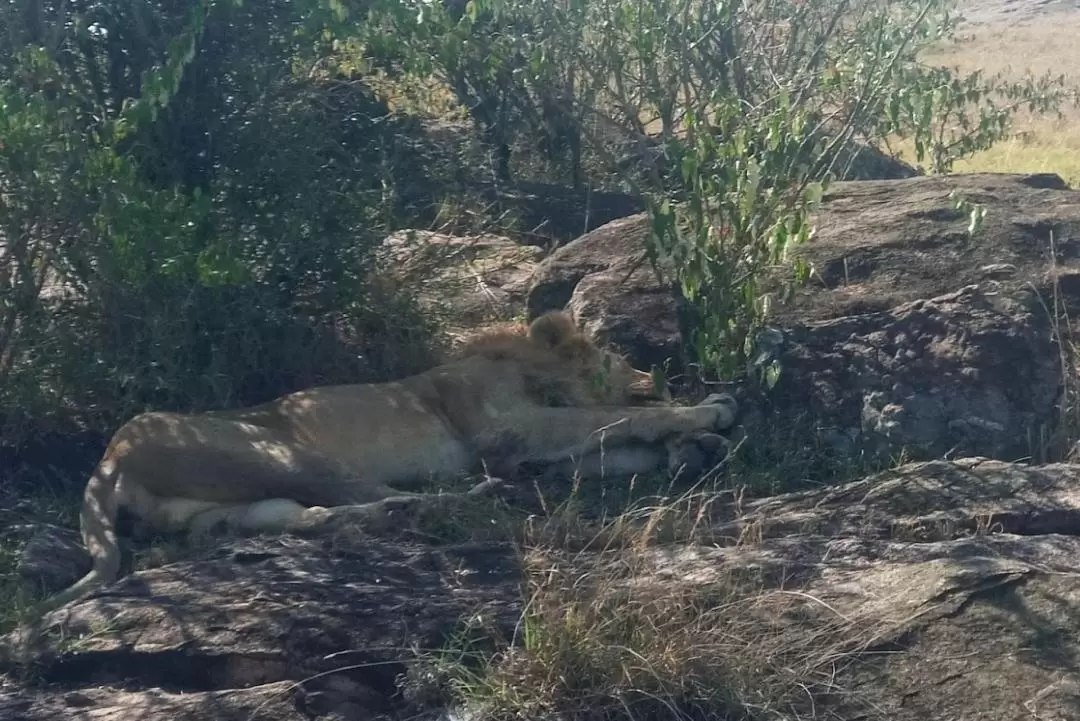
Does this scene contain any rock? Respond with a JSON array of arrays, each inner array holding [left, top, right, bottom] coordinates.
[[527, 172, 1080, 461], [753, 172, 1080, 461], [16, 525, 91, 597], [8, 458, 1080, 720], [707, 457, 1080, 720], [1, 536, 522, 720], [717, 456, 1080, 541], [772, 172, 1080, 327], [544, 457, 1080, 721], [0, 682, 310, 721], [765, 284, 1060, 462]]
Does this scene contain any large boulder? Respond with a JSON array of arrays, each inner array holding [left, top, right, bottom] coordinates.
[[527, 172, 1080, 462], [7, 458, 1080, 721], [770, 171, 1080, 326], [765, 284, 1060, 462]]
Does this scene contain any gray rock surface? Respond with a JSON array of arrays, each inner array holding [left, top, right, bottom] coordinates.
[[7, 458, 1080, 720], [527, 172, 1080, 462], [527, 213, 686, 373], [2, 537, 523, 721], [766, 284, 1060, 462]]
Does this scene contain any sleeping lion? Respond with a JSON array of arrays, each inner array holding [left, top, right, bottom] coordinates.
[[41, 310, 737, 612]]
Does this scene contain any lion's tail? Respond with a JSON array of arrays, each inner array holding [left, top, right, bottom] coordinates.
[[39, 459, 123, 613]]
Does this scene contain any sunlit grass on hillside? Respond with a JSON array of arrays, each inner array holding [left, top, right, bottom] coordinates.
[[893, 15, 1080, 185]]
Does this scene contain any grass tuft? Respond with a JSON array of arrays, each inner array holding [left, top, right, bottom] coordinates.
[[407, 485, 893, 721]]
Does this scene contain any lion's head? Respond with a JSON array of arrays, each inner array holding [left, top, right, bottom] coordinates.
[[458, 311, 670, 406]]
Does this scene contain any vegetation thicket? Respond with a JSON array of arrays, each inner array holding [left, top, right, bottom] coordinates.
[[0, 0, 1072, 441]]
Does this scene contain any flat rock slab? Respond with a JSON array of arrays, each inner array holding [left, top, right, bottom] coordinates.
[[1, 537, 522, 721], [598, 457, 1080, 720], [779, 172, 1080, 326], [620, 531, 1080, 721], [7, 458, 1080, 719], [0, 681, 310, 721], [720, 456, 1080, 542]]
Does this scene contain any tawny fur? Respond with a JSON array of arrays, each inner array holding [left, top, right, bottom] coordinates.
[[41, 311, 736, 613]]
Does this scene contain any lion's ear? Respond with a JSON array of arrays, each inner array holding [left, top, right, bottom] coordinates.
[[528, 311, 578, 349]]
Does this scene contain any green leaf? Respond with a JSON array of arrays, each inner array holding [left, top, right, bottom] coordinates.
[[764, 359, 782, 390]]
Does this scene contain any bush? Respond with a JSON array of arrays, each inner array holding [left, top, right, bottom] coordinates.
[[0, 0, 441, 449], [376, 0, 1076, 380]]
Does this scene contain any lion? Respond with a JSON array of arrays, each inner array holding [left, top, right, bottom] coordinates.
[[40, 310, 738, 612]]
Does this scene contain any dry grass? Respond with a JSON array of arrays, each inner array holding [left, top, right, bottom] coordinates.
[[893, 14, 1080, 185], [406, 489, 892, 721]]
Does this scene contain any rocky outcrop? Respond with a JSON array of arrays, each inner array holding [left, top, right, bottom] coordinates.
[[638, 459, 1080, 721], [2, 536, 523, 721], [765, 284, 1061, 462], [771, 171, 1080, 326], [527, 172, 1080, 462], [7, 458, 1080, 720], [718, 456, 1080, 540]]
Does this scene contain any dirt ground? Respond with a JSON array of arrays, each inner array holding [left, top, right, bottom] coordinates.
[[956, 0, 1079, 26]]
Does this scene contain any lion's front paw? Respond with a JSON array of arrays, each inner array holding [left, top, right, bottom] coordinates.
[[666, 431, 732, 479], [696, 393, 738, 431], [466, 477, 511, 498]]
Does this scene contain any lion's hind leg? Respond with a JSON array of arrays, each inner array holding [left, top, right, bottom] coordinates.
[[188, 494, 425, 539], [187, 498, 311, 541], [280, 480, 509, 536], [187, 482, 511, 542]]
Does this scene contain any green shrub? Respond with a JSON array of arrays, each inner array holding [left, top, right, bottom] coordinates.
[[376, 0, 1076, 379], [0, 0, 441, 449]]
